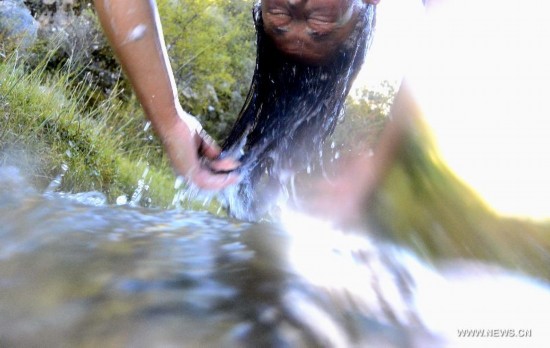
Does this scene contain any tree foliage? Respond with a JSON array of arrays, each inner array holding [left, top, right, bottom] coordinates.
[[23, 0, 255, 141], [331, 81, 396, 153], [157, 0, 255, 139]]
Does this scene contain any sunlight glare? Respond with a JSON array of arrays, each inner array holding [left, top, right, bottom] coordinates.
[[412, 264, 550, 347], [405, 0, 550, 220], [354, 0, 425, 91], [280, 208, 412, 324]]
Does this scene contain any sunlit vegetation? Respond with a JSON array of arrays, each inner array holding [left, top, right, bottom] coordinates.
[[23, 0, 256, 141], [1, 0, 257, 209], [332, 81, 396, 153], [0, 54, 180, 206], [369, 119, 550, 280], [157, 0, 256, 140]]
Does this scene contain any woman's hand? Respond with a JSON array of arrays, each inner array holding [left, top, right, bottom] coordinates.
[[160, 106, 240, 190]]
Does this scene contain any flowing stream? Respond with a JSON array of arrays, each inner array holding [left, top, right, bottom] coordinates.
[[2, 1, 550, 346], [1, 166, 549, 347]]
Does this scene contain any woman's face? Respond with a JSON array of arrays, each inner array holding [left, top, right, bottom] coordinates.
[[261, 0, 372, 64]]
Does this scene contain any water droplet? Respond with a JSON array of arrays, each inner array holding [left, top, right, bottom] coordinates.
[[143, 121, 151, 132], [116, 195, 128, 205], [174, 176, 184, 190], [130, 179, 145, 206], [126, 23, 147, 43]]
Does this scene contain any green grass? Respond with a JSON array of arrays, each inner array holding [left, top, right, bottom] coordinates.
[[0, 54, 189, 208]]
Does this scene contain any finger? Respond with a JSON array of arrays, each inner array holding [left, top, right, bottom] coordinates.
[[209, 157, 241, 173], [191, 168, 241, 190], [197, 129, 221, 159]]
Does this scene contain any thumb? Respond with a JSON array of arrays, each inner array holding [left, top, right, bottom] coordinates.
[[196, 129, 221, 159]]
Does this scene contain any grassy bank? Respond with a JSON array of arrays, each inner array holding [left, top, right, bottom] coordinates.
[[0, 55, 182, 208]]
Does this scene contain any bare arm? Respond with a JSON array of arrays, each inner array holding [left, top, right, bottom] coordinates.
[[93, 0, 238, 189]]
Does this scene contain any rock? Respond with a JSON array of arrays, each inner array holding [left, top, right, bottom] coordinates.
[[0, 0, 39, 52]]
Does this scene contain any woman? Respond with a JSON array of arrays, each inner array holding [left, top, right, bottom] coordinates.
[[92, 0, 380, 218], [221, 0, 377, 220]]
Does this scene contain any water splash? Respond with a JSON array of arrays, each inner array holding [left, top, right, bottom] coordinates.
[[116, 194, 128, 205], [1, 166, 550, 346], [171, 175, 219, 212], [278, 208, 550, 347], [129, 165, 151, 207], [43, 162, 69, 195]]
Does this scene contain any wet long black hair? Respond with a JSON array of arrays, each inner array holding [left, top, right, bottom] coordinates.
[[221, 1, 377, 220]]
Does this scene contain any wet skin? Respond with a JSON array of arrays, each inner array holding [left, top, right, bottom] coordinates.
[[261, 0, 378, 64]]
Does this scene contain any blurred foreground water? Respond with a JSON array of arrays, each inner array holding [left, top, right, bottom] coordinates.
[[1, 165, 550, 348]]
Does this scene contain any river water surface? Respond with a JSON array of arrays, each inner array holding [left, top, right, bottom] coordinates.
[[1, 166, 549, 348]]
